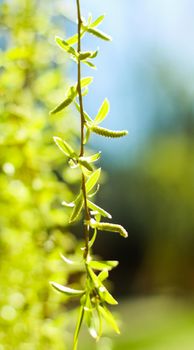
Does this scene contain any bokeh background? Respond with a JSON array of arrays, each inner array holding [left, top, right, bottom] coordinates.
[[1, 0, 194, 349]]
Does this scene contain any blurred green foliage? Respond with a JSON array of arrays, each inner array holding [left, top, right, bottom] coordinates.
[[0, 1, 82, 348]]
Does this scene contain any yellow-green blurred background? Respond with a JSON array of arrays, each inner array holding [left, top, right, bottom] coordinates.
[[1, 0, 194, 349]]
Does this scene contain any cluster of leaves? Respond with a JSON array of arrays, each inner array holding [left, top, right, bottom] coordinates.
[[50, 4, 128, 350]]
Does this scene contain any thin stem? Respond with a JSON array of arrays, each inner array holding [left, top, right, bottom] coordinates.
[[76, 0, 84, 157], [76, 0, 90, 259]]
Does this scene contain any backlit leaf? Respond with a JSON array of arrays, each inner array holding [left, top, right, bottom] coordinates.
[[94, 98, 110, 124], [84, 294, 93, 329], [66, 31, 85, 46], [86, 168, 101, 193], [66, 33, 79, 46], [87, 267, 101, 289], [80, 152, 101, 164], [55, 36, 78, 58], [89, 260, 118, 271], [79, 50, 98, 61], [80, 76, 93, 89], [87, 201, 112, 219], [88, 268, 117, 305], [88, 184, 100, 198], [78, 158, 93, 172], [50, 97, 73, 114], [91, 15, 105, 28], [98, 305, 120, 334], [98, 286, 118, 305], [87, 27, 112, 41], [98, 270, 109, 282], [69, 193, 84, 223], [53, 136, 75, 157], [50, 282, 85, 296], [83, 60, 96, 69], [79, 52, 91, 61], [50, 86, 77, 115], [84, 128, 91, 144], [88, 229, 97, 248]]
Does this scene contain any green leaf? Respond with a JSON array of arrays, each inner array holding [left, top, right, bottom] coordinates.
[[50, 282, 85, 296], [84, 128, 91, 144], [89, 260, 118, 271], [80, 152, 101, 164], [84, 295, 99, 340], [98, 286, 118, 305], [88, 229, 97, 248], [87, 27, 112, 41], [91, 125, 128, 138], [91, 15, 105, 28], [98, 270, 109, 282], [66, 33, 79, 46], [80, 76, 93, 89], [79, 52, 92, 61], [79, 50, 98, 61], [69, 193, 84, 223], [83, 60, 96, 69], [66, 31, 85, 46], [98, 305, 120, 334], [94, 98, 110, 124], [86, 168, 101, 193], [87, 201, 112, 219], [55, 36, 78, 58], [89, 50, 98, 59], [95, 213, 102, 222], [88, 184, 100, 198], [73, 305, 85, 350], [87, 13, 93, 26], [78, 158, 93, 172], [53, 136, 75, 157], [88, 268, 117, 305], [50, 97, 73, 114], [88, 267, 101, 289], [88, 310, 100, 340], [84, 294, 93, 328], [50, 86, 77, 115], [96, 304, 103, 338], [51, 79, 91, 108]]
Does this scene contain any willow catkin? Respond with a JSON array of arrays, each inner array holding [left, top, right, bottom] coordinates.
[[90, 219, 128, 238], [91, 125, 128, 138]]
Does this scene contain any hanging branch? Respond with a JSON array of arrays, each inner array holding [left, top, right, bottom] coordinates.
[[76, 0, 90, 260], [50, 1, 128, 349]]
